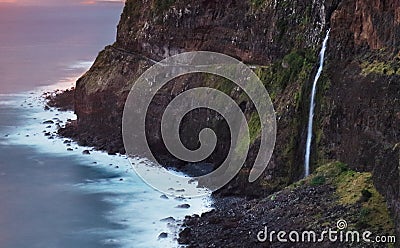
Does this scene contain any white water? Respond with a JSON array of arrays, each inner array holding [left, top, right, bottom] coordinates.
[[0, 69, 212, 248], [304, 29, 330, 177]]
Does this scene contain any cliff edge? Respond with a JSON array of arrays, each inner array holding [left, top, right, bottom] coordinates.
[[59, 0, 400, 238]]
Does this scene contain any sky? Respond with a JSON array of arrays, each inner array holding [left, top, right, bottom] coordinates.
[[0, 0, 125, 93], [0, 0, 125, 6]]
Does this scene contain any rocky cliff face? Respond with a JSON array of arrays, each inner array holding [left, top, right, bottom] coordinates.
[[64, 0, 400, 235], [321, 0, 400, 235]]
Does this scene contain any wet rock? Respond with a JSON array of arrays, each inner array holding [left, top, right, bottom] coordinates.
[[43, 120, 54, 124], [158, 232, 168, 239], [176, 204, 190, 209], [82, 150, 91, 155], [178, 227, 192, 244], [160, 217, 175, 222], [160, 194, 169, 199]]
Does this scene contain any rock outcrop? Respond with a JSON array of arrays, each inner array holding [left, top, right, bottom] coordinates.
[[60, 0, 400, 237]]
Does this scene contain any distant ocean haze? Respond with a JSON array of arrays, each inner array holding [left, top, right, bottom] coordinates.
[[0, 3, 123, 93]]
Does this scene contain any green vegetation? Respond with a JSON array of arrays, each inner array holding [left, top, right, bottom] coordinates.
[[302, 162, 394, 233], [310, 175, 326, 186], [254, 49, 316, 101], [360, 60, 400, 76], [213, 76, 236, 96], [248, 112, 261, 144]]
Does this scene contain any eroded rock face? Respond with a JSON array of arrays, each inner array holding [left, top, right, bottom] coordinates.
[[321, 0, 400, 235], [71, 0, 342, 195], [116, 0, 336, 63], [330, 0, 400, 58], [66, 0, 399, 234]]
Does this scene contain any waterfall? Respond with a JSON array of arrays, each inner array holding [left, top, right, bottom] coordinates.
[[304, 29, 330, 177]]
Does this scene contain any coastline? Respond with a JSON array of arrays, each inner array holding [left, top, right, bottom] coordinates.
[[48, 85, 397, 248], [0, 80, 213, 248]]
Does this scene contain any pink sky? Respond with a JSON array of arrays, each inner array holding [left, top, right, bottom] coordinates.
[[0, 0, 124, 5]]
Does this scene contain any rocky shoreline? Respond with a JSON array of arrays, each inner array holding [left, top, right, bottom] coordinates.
[[45, 88, 126, 155], [44, 0, 400, 245], [47, 91, 395, 247], [177, 162, 395, 248]]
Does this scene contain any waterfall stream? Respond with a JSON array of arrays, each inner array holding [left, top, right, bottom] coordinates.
[[304, 29, 330, 177]]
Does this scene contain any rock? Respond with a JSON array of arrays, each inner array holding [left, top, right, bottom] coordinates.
[[176, 204, 190, 209], [43, 120, 54, 124], [158, 232, 168, 239], [160, 217, 175, 222], [82, 150, 90, 155], [67, 148, 73, 151], [53, 0, 400, 240], [160, 194, 169, 199], [178, 228, 192, 244], [174, 196, 185, 201]]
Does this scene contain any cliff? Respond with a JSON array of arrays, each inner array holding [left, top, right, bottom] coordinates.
[[60, 0, 400, 238]]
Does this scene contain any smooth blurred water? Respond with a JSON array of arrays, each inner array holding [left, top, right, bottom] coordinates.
[[304, 29, 330, 177], [0, 4, 212, 247], [0, 79, 211, 248]]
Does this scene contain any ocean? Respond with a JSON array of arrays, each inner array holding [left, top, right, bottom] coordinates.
[[0, 3, 211, 248]]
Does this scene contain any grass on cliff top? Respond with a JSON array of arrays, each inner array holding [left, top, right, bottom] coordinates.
[[289, 162, 394, 234]]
